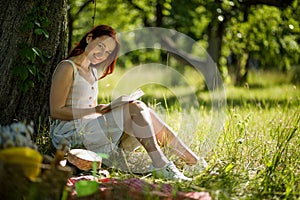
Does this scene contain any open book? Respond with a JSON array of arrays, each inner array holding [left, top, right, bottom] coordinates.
[[100, 89, 144, 112]]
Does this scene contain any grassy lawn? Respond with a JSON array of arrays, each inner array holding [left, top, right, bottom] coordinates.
[[36, 69, 299, 199]]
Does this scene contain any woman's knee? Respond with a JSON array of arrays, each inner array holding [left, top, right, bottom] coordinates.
[[123, 100, 148, 122], [129, 100, 148, 114], [128, 100, 152, 125]]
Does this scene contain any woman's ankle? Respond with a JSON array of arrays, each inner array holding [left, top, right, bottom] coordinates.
[[148, 151, 169, 168]]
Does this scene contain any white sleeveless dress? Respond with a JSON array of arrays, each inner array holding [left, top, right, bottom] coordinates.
[[50, 60, 125, 154]]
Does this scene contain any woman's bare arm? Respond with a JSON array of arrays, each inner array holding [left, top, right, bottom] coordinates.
[[50, 61, 97, 120]]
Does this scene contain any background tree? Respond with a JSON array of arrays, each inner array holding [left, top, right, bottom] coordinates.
[[0, 0, 68, 128], [221, 0, 300, 85], [69, 0, 298, 86]]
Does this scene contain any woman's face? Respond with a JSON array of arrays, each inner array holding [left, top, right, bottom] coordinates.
[[85, 35, 116, 65]]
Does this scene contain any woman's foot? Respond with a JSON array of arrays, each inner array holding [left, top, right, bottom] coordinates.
[[151, 161, 192, 181], [171, 148, 200, 165], [183, 157, 208, 176], [184, 153, 200, 165]]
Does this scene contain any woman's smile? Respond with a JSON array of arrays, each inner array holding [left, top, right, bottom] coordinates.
[[93, 52, 104, 61]]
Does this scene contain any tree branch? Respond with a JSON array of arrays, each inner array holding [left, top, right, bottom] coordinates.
[[158, 35, 223, 90], [75, 0, 93, 17]]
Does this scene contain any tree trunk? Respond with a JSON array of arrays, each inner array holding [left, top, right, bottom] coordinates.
[[206, 20, 225, 65], [0, 0, 68, 129], [234, 53, 249, 86], [155, 0, 163, 27]]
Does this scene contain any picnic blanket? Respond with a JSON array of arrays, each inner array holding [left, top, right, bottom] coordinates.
[[67, 175, 211, 200]]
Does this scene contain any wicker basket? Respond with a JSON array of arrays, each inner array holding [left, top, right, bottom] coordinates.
[[67, 149, 102, 171]]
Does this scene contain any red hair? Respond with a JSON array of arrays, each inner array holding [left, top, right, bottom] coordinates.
[[66, 25, 120, 79]]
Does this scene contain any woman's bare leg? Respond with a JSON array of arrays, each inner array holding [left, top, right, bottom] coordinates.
[[123, 101, 169, 168], [149, 108, 199, 165]]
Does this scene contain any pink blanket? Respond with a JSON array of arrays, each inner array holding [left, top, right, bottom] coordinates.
[[67, 176, 211, 200]]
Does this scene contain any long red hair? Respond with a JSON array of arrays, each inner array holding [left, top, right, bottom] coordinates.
[[66, 25, 120, 79]]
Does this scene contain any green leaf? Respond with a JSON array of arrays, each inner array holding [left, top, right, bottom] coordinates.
[[96, 153, 109, 159], [225, 163, 234, 173], [37, 71, 46, 81], [20, 47, 35, 62], [13, 66, 29, 81], [34, 20, 41, 27], [41, 19, 50, 28], [25, 79, 34, 88], [34, 28, 43, 35], [42, 29, 49, 38], [26, 64, 37, 75], [21, 79, 34, 92], [92, 162, 97, 178], [32, 48, 47, 64], [20, 69, 29, 81], [31, 47, 43, 60], [22, 22, 34, 32]]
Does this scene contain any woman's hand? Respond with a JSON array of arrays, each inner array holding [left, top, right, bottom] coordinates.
[[95, 104, 111, 114]]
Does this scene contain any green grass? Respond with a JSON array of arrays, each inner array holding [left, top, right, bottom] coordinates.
[[200, 106, 299, 199], [37, 69, 300, 199]]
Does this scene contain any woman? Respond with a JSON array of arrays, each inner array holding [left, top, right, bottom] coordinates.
[[50, 25, 199, 181]]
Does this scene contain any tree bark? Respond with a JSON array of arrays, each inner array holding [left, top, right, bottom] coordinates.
[[0, 0, 68, 128], [155, 0, 163, 27], [206, 17, 226, 65], [234, 53, 249, 86]]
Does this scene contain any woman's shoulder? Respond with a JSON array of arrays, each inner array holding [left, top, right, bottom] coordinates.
[[58, 59, 74, 67], [56, 60, 76, 72], [52, 60, 76, 79]]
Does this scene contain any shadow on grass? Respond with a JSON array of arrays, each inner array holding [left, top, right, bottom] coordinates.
[[225, 97, 298, 108], [142, 92, 299, 110]]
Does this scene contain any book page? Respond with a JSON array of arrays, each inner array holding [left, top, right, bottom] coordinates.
[[100, 89, 144, 112]]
